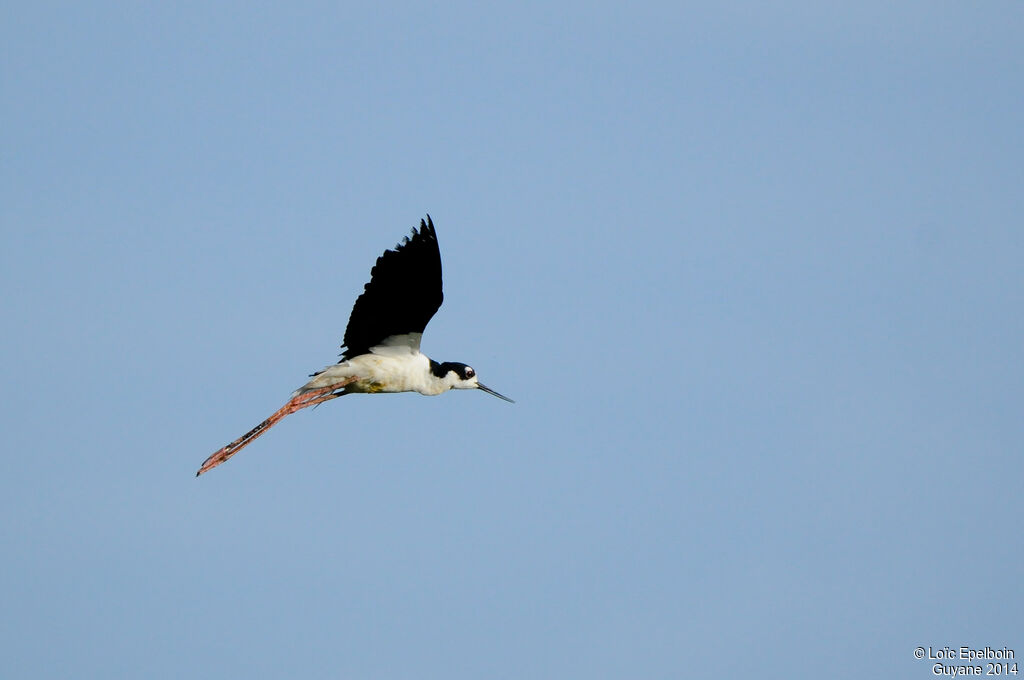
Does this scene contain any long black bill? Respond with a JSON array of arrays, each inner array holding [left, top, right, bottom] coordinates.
[[477, 382, 514, 403]]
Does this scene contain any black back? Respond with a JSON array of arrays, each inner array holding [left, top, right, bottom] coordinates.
[[341, 216, 443, 360]]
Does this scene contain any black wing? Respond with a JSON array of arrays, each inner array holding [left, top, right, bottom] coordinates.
[[341, 216, 443, 360]]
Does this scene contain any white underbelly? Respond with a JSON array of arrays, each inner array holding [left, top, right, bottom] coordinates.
[[296, 352, 434, 395]]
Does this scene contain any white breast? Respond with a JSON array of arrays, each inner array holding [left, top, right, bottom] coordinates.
[[296, 349, 442, 396]]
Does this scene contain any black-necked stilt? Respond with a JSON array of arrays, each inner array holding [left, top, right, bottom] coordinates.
[[197, 215, 512, 476]]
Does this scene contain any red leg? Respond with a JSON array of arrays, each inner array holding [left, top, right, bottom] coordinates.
[[196, 378, 356, 476]]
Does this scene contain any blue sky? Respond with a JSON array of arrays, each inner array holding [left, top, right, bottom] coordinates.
[[2, 2, 1022, 678]]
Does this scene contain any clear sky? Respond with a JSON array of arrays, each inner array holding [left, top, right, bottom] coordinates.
[[2, 2, 1022, 678]]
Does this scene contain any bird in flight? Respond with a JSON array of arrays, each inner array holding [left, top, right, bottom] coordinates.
[[196, 215, 512, 476]]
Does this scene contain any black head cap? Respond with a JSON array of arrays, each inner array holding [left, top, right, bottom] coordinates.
[[429, 360, 475, 380]]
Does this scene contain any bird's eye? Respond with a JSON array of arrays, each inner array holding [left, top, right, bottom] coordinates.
[[465, 367, 475, 378]]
